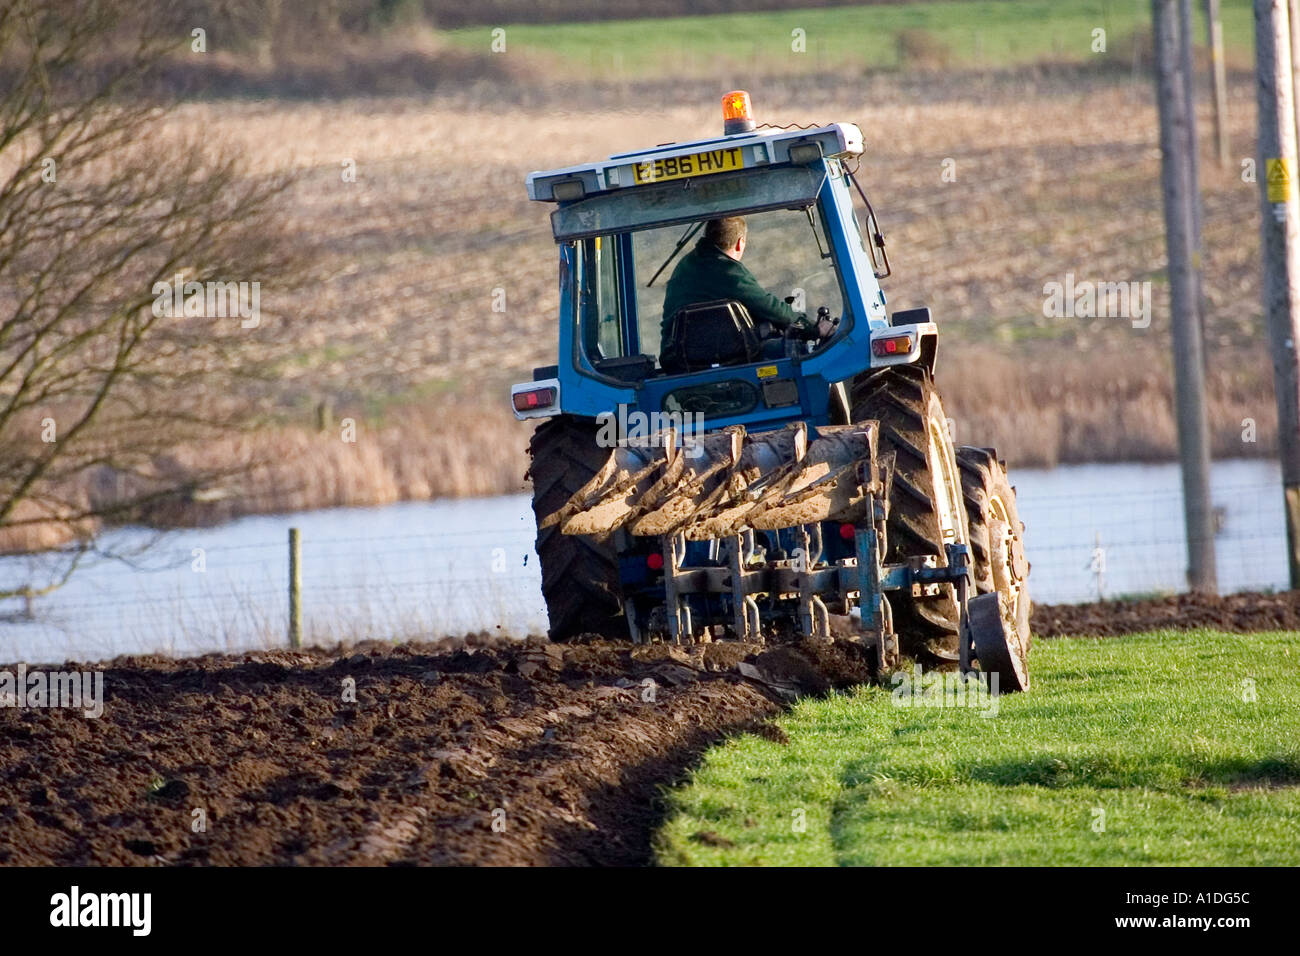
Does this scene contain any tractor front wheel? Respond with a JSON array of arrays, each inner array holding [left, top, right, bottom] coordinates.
[[956, 445, 1032, 657]]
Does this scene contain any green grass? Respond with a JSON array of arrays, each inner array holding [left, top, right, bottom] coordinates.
[[656, 629, 1300, 866], [445, 0, 1257, 80]]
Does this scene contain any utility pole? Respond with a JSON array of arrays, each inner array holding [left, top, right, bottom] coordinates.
[[1179, 0, 1205, 246], [1206, 0, 1231, 166], [1289, 0, 1300, 166], [1178, 0, 1209, 365], [1154, 0, 1219, 592], [1255, 0, 1300, 588], [1291, 0, 1300, 149]]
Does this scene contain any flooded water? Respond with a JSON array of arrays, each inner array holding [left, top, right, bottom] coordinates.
[[0, 458, 1286, 664]]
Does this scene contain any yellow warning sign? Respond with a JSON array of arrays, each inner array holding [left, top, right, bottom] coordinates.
[[1267, 157, 1293, 203], [756, 365, 779, 379]]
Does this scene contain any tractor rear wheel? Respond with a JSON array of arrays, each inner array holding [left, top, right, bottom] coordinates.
[[527, 415, 626, 642], [956, 446, 1032, 654], [849, 365, 968, 661]]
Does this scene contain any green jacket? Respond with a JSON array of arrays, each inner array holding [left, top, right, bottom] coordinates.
[[661, 238, 809, 346]]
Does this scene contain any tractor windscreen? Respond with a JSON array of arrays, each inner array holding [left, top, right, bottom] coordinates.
[[575, 203, 844, 366]]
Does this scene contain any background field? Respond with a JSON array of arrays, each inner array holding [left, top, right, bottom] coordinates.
[[188, 64, 1272, 498], [1, 0, 1283, 542], [656, 629, 1300, 865], [441, 0, 1259, 77]]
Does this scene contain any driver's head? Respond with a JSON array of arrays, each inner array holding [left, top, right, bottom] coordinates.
[[705, 216, 746, 261]]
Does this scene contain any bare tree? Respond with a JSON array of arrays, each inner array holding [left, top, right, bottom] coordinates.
[[0, 0, 301, 588]]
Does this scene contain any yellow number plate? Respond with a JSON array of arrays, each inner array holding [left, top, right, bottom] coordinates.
[[632, 146, 745, 185]]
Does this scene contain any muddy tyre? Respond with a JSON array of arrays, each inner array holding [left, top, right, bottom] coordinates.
[[849, 365, 968, 659], [956, 446, 1032, 653], [527, 416, 626, 642]]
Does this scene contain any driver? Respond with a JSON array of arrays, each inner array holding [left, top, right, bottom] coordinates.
[[661, 216, 834, 354]]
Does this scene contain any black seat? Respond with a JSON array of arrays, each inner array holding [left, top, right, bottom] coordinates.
[[660, 299, 761, 375], [593, 354, 656, 382]]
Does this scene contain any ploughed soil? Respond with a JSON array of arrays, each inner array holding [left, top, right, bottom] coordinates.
[[0, 636, 869, 866], [1031, 589, 1300, 638], [2, 589, 1294, 867]]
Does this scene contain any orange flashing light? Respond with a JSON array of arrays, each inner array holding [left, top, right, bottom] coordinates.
[[722, 90, 755, 134]]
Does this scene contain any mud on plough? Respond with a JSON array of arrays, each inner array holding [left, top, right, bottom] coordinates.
[[540, 421, 999, 675]]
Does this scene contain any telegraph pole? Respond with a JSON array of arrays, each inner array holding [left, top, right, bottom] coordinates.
[[1179, 0, 1205, 254], [1206, 0, 1230, 166], [1291, 0, 1300, 152], [1154, 0, 1219, 592], [1178, 0, 1209, 365], [1255, 0, 1300, 588]]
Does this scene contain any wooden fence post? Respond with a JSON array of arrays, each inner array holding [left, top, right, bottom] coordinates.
[[289, 527, 302, 648]]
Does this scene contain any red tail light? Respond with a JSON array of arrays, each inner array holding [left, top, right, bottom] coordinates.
[[646, 552, 664, 570], [872, 334, 913, 357], [839, 523, 856, 541], [512, 386, 556, 412]]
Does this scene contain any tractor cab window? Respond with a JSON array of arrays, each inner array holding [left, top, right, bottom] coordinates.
[[577, 236, 623, 361], [575, 205, 845, 375]]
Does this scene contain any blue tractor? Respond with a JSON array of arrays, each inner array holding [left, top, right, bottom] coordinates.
[[512, 92, 1031, 688]]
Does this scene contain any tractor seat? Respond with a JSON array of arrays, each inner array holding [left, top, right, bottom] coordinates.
[[660, 299, 761, 375]]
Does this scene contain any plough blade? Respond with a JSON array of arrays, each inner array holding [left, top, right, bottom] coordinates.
[[542, 444, 662, 537], [744, 425, 878, 530], [542, 422, 879, 539]]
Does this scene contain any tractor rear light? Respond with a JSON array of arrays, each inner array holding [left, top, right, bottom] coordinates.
[[872, 334, 912, 357], [551, 179, 585, 201], [646, 552, 664, 571], [788, 142, 823, 165], [722, 90, 755, 135], [512, 386, 556, 412], [839, 523, 856, 541]]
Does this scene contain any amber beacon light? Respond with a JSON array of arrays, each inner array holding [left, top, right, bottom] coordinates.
[[722, 90, 755, 135]]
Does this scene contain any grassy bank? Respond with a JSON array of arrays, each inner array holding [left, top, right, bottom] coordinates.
[[656, 629, 1300, 865], [443, 0, 1257, 78]]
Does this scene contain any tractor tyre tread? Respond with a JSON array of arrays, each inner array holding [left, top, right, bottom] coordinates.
[[527, 416, 625, 642]]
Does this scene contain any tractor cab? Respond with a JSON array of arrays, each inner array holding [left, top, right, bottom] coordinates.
[[512, 91, 937, 435]]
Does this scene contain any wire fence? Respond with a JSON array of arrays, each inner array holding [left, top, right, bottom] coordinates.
[[0, 464, 1289, 663]]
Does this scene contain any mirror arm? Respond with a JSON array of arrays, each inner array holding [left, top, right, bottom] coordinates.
[[846, 169, 891, 280]]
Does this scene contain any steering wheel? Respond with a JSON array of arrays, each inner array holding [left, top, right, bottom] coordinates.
[[815, 306, 839, 340], [792, 306, 838, 346]]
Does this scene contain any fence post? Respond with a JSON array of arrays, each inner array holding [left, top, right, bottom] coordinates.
[[1154, 0, 1219, 593], [1091, 532, 1108, 600], [288, 527, 302, 648]]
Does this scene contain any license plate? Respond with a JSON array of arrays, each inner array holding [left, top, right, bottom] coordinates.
[[632, 146, 744, 185]]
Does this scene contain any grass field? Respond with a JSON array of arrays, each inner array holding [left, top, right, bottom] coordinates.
[[656, 630, 1300, 866], [443, 0, 1257, 78]]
